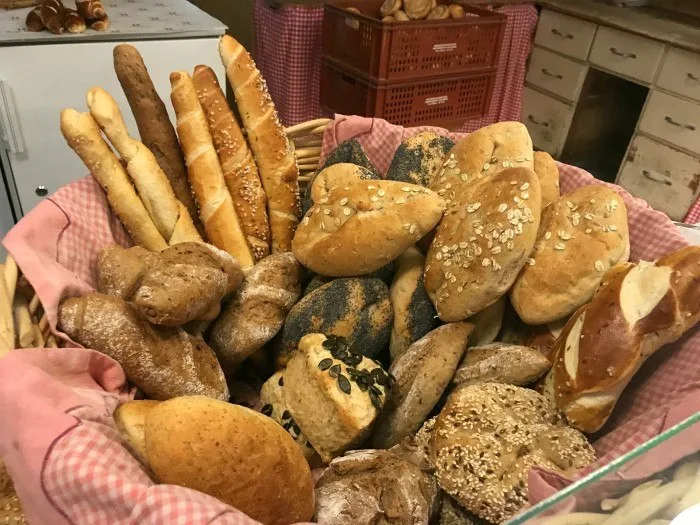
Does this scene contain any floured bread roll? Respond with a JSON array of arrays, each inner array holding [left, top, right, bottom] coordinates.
[[292, 179, 445, 277], [386, 131, 454, 187], [430, 383, 594, 523], [284, 333, 390, 462], [453, 343, 551, 387], [510, 185, 629, 325]]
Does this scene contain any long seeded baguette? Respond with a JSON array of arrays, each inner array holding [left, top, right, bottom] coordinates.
[[219, 35, 300, 253], [113, 45, 203, 236], [60, 109, 167, 251], [86, 87, 200, 245], [192, 65, 270, 261], [170, 71, 254, 272]]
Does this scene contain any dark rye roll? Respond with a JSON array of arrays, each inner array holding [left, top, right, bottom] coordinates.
[[274, 277, 393, 368], [386, 132, 454, 187], [389, 247, 438, 362]]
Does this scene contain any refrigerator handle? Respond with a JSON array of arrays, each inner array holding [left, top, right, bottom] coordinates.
[[0, 80, 26, 154]]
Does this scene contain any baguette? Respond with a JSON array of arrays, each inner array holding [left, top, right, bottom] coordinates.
[[192, 65, 270, 261], [60, 109, 167, 251], [112, 45, 203, 236], [170, 71, 254, 271], [86, 86, 200, 244], [219, 35, 300, 253], [40, 0, 65, 34]]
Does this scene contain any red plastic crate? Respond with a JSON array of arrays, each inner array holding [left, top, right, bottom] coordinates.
[[320, 57, 496, 128], [322, 0, 506, 82]]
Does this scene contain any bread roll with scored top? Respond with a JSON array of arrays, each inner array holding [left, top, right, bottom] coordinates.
[[170, 71, 254, 271], [453, 343, 551, 387], [60, 109, 167, 251], [58, 293, 228, 401], [145, 396, 315, 525], [88, 14, 109, 31], [533, 151, 560, 209], [193, 65, 270, 261], [219, 35, 300, 253], [293, 179, 446, 277], [26, 7, 44, 32], [86, 87, 200, 244], [309, 163, 375, 208], [64, 8, 86, 33], [510, 185, 629, 325], [40, 0, 65, 34], [386, 131, 454, 187], [547, 246, 700, 433], [76, 0, 105, 19], [425, 167, 541, 322], [113, 45, 203, 235]]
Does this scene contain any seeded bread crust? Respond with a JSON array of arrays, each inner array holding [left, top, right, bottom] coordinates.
[[293, 179, 446, 277], [510, 185, 630, 325], [386, 132, 454, 187], [306, 163, 376, 216]]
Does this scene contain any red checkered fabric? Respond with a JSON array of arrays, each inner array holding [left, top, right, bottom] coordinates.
[[253, 1, 538, 131], [686, 195, 700, 224]]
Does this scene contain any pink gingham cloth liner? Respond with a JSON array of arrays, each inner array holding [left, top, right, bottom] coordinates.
[[0, 114, 696, 523], [253, 1, 538, 133], [686, 195, 700, 224]]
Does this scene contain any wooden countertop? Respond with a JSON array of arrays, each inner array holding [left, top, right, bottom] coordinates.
[[537, 0, 700, 54]]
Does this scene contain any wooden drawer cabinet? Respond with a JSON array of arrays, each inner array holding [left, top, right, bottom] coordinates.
[[589, 26, 664, 84], [617, 135, 700, 221], [525, 47, 588, 102], [522, 87, 574, 157], [534, 10, 597, 61], [639, 90, 700, 156], [657, 47, 700, 102]]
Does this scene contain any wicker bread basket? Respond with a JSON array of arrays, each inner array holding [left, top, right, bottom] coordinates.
[[0, 0, 40, 9]]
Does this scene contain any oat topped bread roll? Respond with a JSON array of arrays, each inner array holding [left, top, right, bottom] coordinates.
[[193, 65, 270, 261], [219, 35, 300, 253], [170, 71, 254, 271], [533, 151, 560, 209]]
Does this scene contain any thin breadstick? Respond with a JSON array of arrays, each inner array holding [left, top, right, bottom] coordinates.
[[0, 264, 14, 354], [33, 324, 45, 348], [284, 118, 331, 137], [47, 334, 58, 348], [28, 294, 40, 316], [13, 296, 33, 348], [39, 312, 48, 335], [4, 255, 18, 300], [292, 137, 322, 148], [294, 147, 322, 159]]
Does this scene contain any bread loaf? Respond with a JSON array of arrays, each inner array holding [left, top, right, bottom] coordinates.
[[210, 252, 303, 370], [26, 7, 44, 31], [86, 87, 201, 244], [308, 163, 375, 209], [293, 179, 445, 276], [60, 109, 167, 251], [405, 0, 432, 19], [145, 396, 315, 525], [219, 35, 300, 253], [58, 294, 228, 401], [453, 343, 551, 387], [113, 45, 203, 235], [96, 245, 156, 300], [430, 383, 595, 523], [274, 277, 392, 367], [425, 167, 542, 322], [533, 151, 560, 209], [373, 322, 473, 449], [284, 333, 389, 462], [389, 246, 438, 361], [547, 246, 700, 433], [40, 0, 65, 34], [510, 185, 629, 325], [113, 399, 161, 467], [386, 132, 454, 187], [193, 65, 270, 261], [170, 71, 254, 271]]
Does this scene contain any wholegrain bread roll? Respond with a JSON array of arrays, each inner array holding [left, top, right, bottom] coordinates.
[[274, 277, 392, 368], [533, 151, 560, 209], [284, 334, 389, 462], [58, 294, 228, 401], [293, 179, 446, 277], [113, 399, 161, 467], [97, 245, 157, 300], [510, 185, 630, 325], [425, 167, 542, 322], [145, 396, 315, 525], [389, 246, 438, 361], [219, 35, 300, 253], [453, 343, 551, 387], [193, 65, 270, 261], [386, 132, 454, 187]]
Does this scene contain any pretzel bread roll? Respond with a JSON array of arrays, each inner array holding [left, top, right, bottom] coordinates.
[[76, 0, 106, 20], [219, 35, 300, 253], [170, 71, 254, 271], [60, 109, 166, 251], [193, 65, 270, 261], [86, 87, 200, 245], [113, 45, 203, 236]]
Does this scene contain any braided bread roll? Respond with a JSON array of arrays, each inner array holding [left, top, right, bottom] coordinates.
[[60, 109, 167, 251], [170, 71, 254, 271], [193, 65, 270, 261], [219, 35, 300, 253]]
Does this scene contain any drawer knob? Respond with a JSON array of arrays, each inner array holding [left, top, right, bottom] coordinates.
[[35, 185, 48, 197], [664, 115, 696, 131], [527, 115, 549, 127], [551, 28, 573, 39], [641, 170, 672, 187], [541, 68, 563, 80], [610, 47, 637, 59]]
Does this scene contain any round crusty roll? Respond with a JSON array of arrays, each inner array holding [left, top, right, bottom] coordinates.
[[145, 396, 315, 525], [113, 399, 161, 467]]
